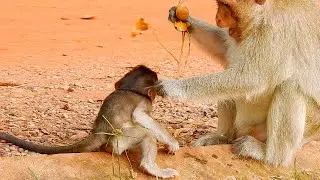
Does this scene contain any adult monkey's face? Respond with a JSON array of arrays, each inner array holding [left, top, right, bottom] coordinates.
[[215, 0, 266, 41]]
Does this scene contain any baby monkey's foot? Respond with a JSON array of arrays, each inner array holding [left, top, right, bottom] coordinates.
[[142, 164, 179, 179]]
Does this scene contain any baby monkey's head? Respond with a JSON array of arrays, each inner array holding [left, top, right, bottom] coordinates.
[[114, 65, 158, 101]]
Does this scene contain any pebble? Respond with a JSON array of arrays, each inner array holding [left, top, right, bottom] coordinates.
[[9, 146, 16, 151], [62, 113, 68, 118], [88, 99, 94, 103], [57, 132, 66, 139], [67, 87, 74, 92]]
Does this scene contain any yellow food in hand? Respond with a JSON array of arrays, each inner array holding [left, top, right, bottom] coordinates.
[[174, 21, 191, 32]]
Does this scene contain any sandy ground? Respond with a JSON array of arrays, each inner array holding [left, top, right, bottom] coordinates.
[[0, 0, 319, 178], [0, 0, 223, 156]]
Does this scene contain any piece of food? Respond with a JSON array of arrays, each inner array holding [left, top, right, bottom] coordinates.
[[174, 21, 191, 32], [135, 18, 149, 31], [176, 6, 189, 21], [131, 18, 149, 37]]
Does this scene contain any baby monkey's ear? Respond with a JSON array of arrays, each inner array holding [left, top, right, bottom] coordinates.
[[114, 80, 121, 89], [147, 87, 157, 101]]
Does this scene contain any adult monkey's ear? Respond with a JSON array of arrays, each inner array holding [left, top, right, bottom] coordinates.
[[255, 0, 266, 5]]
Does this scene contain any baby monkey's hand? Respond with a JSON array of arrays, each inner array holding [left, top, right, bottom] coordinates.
[[168, 139, 180, 154]]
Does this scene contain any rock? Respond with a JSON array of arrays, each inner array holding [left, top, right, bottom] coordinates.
[[40, 128, 49, 135], [62, 104, 70, 111], [18, 148, 24, 153], [88, 99, 94, 103], [4, 147, 10, 152], [9, 146, 17, 151], [67, 87, 74, 92], [57, 132, 66, 139], [62, 113, 68, 118]]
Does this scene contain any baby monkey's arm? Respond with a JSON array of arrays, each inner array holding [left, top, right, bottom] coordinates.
[[132, 102, 179, 153]]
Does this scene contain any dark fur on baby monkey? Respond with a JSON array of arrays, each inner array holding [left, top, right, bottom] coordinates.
[[0, 65, 179, 178]]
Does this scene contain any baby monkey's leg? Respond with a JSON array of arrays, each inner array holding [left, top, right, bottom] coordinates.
[[140, 134, 179, 178], [132, 102, 179, 153], [111, 127, 179, 179]]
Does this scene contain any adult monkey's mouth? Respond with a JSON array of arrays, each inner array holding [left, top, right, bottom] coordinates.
[[228, 27, 239, 39]]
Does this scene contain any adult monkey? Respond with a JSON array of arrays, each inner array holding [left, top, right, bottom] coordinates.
[[156, 0, 320, 166]]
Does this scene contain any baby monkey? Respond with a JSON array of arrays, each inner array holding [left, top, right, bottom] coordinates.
[[0, 65, 179, 179]]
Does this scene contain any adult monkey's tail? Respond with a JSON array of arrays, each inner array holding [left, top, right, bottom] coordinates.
[[0, 132, 109, 154]]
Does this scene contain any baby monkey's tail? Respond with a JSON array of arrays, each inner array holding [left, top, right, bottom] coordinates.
[[0, 132, 109, 154]]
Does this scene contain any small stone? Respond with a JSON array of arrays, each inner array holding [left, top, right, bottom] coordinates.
[[9, 146, 17, 151], [29, 131, 38, 136], [57, 132, 66, 139], [12, 129, 22, 135], [212, 154, 218, 159], [38, 107, 47, 113], [67, 87, 74, 92], [62, 104, 70, 110], [18, 148, 24, 153], [40, 129, 49, 135], [62, 113, 68, 118], [88, 99, 94, 103]]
